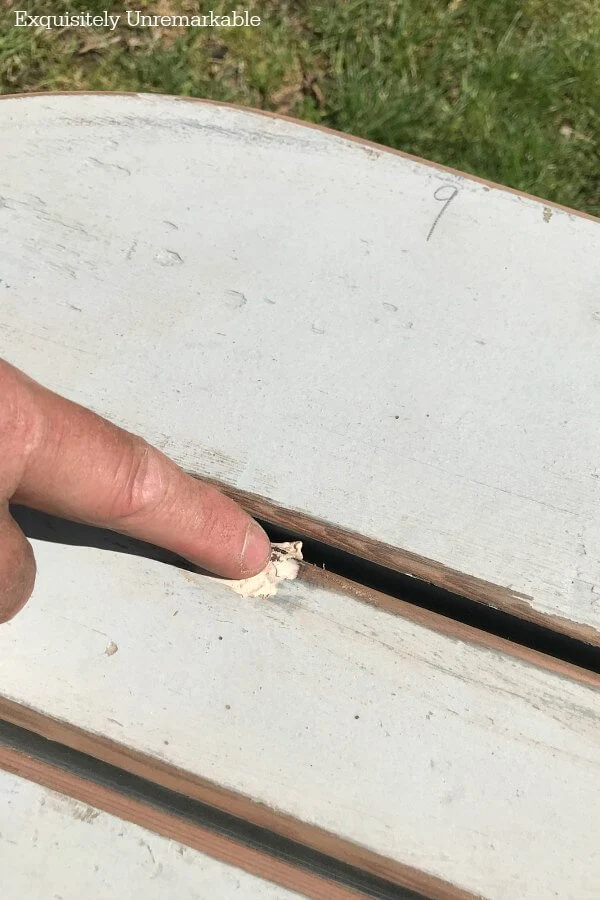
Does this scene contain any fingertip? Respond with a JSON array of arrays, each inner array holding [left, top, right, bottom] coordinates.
[[240, 520, 271, 577]]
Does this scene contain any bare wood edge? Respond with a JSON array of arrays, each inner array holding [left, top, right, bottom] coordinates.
[[0, 744, 364, 900], [0, 697, 474, 900], [299, 566, 600, 691], [0, 89, 598, 225], [200, 477, 600, 655]]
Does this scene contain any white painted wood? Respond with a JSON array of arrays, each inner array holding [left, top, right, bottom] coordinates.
[[0, 94, 598, 635], [1, 540, 599, 900], [0, 769, 299, 899]]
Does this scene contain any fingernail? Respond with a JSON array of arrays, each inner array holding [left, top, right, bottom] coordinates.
[[241, 521, 271, 576]]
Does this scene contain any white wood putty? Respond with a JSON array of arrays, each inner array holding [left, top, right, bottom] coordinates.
[[0, 93, 599, 636], [0, 769, 300, 900], [206, 541, 302, 598], [1, 541, 599, 900]]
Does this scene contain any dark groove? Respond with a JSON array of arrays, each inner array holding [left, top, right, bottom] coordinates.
[[0, 719, 420, 900], [259, 518, 600, 675], [11, 504, 600, 674]]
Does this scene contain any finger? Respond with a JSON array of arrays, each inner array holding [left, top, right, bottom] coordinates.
[[0, 503, 36, 623], [2, 360, 271, 579]]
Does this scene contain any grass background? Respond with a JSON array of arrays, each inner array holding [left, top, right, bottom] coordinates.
[[1, 0, 598, 215]]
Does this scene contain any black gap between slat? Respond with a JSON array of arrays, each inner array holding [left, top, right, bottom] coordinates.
[[261, 518, 600, 675], [0, 719, 420, 900], [10, 504, 600, 674]]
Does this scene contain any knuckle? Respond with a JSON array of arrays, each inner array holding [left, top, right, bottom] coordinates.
[[0, 360, 39, 450], [0, 361, 44, 492], [109, 440, 168, 524]]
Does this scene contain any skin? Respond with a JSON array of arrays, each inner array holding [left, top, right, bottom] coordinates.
[[0, 358, 271, 623]]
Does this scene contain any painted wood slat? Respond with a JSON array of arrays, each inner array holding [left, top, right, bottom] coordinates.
[[0, 540, 599, 900], [0, 768, 301, 900], [0, 93, 598, 640]]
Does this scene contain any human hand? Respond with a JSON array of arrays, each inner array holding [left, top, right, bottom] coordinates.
[[0, 358, 271, 622]]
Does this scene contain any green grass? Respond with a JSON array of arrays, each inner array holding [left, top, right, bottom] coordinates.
[[1, 0, 598, 214]]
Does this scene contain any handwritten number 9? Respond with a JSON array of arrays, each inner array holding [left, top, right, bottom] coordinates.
[[427, 185, 459, 241]]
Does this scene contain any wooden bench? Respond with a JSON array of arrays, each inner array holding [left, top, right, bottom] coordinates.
[[0, 92, 598, 899]]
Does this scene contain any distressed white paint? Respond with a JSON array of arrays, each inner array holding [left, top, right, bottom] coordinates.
[[0, 94, 598, 635], [0, 769, 300, 899], [1, 541, 599, 899]]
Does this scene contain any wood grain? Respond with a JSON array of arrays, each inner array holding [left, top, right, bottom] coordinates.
[[0, 92, 598, 642], [1, 540, 599, 899], [0, 751, 360, 900]]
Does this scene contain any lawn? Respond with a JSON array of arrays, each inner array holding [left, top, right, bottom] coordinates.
[[1, 0, 598, 215]]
